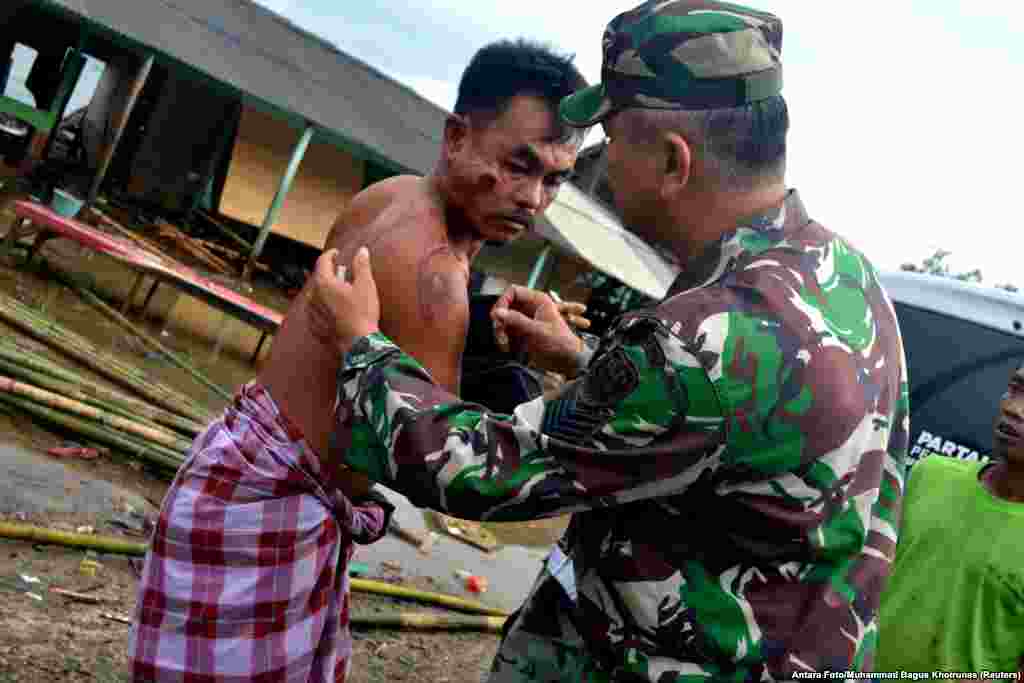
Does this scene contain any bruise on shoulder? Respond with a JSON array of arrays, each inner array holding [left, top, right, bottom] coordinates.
[[417, 244, 470, 323]]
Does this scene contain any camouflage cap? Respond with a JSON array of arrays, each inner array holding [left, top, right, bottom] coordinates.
[[560, 0, 783, 127]]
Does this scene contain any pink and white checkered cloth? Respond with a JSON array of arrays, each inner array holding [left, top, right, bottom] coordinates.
[[128, 382, 391, 682]]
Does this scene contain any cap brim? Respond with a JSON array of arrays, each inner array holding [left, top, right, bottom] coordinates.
[[560, 84, 614, 127]]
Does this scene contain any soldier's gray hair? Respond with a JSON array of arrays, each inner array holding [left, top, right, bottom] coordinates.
[[622, 95, 788, 191]]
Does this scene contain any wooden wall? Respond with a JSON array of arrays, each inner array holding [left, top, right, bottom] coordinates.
[[218, 106, 364, 247]]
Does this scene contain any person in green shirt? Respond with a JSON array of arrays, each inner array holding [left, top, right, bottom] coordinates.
[[876, 362, 1024, 679]]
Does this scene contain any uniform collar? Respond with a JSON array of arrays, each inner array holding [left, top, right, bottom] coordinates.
[[665, 189, 810, 299]]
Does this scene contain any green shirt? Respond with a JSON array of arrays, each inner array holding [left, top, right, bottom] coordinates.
[[876, 456, 1024, 675]]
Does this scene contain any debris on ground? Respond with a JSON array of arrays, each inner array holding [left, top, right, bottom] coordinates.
[[46, 445, 102, 460], [424, 511, 498, 553], [50, 587, 104, 604], [349, 561, 372, 577], [388, 517, 438, 556], [454, 570, 489, 595], [79, 558, 102, 577], [100, 612, 132, 625]]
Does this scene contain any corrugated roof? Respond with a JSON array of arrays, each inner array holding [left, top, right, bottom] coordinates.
[[42, 0, 448, 174]]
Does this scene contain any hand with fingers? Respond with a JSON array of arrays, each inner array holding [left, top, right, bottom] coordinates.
[[490, 285, 587, 377], [551, 295, 591, 333], [308, 246, 381, 355]]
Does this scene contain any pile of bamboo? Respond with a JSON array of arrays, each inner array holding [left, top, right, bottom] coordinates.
[[0, 287, 215, 474], [41, 261, 233, 403], [82, 206, 169, 263], [0, 292, 210, 422]]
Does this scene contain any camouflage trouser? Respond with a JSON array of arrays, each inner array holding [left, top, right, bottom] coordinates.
[[486, 606, 612, 683], [485, 550, 615, 683]]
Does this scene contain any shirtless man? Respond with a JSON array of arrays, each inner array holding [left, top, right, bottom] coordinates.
[[260, 38, 589, 464], [129, 39, 587, 682]]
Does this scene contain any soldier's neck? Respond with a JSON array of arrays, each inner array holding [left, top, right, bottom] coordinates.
[[667, 183, 786, 266]]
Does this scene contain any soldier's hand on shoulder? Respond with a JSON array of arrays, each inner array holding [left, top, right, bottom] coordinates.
[[309, 247, 381, 354]]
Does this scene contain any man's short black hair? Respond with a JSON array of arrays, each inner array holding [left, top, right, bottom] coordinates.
[[454, 39, 587, 131]]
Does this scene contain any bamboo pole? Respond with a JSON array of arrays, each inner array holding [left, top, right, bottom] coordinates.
[[155, 220, 234, 275], [0, 527, 506, 633], [195, 209, 253, 251], [0, 341, 204, 436], [349, 612, 506, 633], [349, 578, 508, 617], [0, 339, 205, 431], [1, 288, 192, 401], [0, 521, 148, 556], [0, 356, 185, 439], [195, 239, 271, 273], [0, 526, 515, 628], [0, 292, 209, 422], [0, 393, 185, 470], [40, 262, 233, 403], [0, 376, 192, 451], [55, 268, 234, 405], [0, 339, 85, 384], [83, 206, 168, 260]]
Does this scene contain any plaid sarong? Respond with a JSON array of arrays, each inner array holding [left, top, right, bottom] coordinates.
[[128, 382, 392, 682]]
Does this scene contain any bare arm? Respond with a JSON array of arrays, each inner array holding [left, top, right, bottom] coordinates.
[[405, 246, 469, 395]]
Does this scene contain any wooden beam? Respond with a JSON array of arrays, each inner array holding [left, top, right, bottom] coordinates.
[[242, 121, 315, 281], [87, 54, 154, 206]]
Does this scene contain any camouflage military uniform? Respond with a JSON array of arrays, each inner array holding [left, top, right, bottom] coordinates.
[[337, 190, 909, 681], [336, 2, 910, 681]]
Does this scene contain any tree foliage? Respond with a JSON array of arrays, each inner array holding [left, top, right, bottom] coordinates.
[[900, 249, 1017, 292]]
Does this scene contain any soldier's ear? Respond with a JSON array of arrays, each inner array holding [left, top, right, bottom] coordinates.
[[661, 132, 692, 198]]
